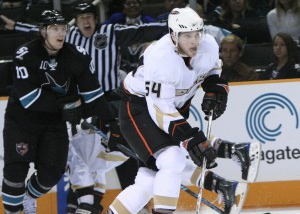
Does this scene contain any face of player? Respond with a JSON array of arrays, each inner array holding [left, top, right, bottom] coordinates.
[[76, 13, 97, 38], [177, 31, 200, 57], [273, 36, 288, 61], [221, 42, 241, 67], [42, 24, 68, 54]]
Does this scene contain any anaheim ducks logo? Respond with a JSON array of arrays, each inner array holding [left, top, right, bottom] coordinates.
[[94, 33, 107, 49]]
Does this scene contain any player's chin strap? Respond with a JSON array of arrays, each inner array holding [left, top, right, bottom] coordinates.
[[82, 120, 224, 214]]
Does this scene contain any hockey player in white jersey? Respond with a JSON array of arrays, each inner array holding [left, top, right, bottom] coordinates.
[[106, 7, 260, 214], [66, 118, 129, 214]]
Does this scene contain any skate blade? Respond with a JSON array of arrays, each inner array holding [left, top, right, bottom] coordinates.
[[229, 182, 248, 214], [247, 142, 261, 183]]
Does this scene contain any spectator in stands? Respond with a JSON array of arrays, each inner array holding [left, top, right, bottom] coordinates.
[[249, 0, 273, 16], [103, 0, 158, 73], [0, 0, 25, 8], [191, 3, 232, 45], [211, 0, 271, 43], [103, 0, 156, 25], [267, 0, 300, 43], [156, 0, 187, 22], [220, 34, 260, 82], [260, 32, 300, 80]]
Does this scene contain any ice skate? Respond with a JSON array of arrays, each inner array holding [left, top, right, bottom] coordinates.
[[75, 203, 103, 214], [231, 142, 261, 182], [213, 174, 248, 214], [22, 194, 37, 214]]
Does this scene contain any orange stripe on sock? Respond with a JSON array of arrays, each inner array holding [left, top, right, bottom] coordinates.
[[126, 101, 153, 156]]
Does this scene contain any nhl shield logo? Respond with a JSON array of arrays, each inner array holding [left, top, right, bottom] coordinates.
[[94, 34, 107, 49], [16, 142, 29, 156]]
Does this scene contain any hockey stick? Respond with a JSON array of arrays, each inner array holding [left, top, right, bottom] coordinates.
[[196, 110, 213, 214], [81, 120, 109, 139]]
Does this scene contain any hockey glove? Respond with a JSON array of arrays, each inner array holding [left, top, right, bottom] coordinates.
[[182, 128, 218, 169], [107, 119, 124, 151], [201, 75, 229, 120], [202, 92, 227, 120], [57, 95, 82, 125]]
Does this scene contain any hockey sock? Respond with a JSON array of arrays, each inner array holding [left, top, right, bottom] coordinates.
[[76, 186, 94, 205], [214, 140, 234, 158], [66, 187, 78, 213], [2, 178, 25, 212], [26, 173, 51, 198], [203, 171, 214, 191], [93, 190, 104, 205], [204, 172, 227, 193]]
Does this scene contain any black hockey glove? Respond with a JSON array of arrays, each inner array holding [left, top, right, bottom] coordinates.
[[57, 95, 82, 125], [107, 119, 124, 151], [202, 92, 227, 120], [201, 75, 229, 120], [184, 128, 218, 169]]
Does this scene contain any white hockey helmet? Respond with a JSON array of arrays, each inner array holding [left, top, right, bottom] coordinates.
[[168, 7, 204, 43]]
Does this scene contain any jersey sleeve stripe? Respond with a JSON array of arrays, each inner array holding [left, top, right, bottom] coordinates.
[[79, 87, 104, 103], [20, 88, 41, 108]]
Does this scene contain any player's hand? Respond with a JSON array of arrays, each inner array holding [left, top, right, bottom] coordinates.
[[0, 15, 16, 30], [201, 92, 227, 120], [57, 95, 82, 125], [201, 75, 229, 120], [183, 128, 217, 168]]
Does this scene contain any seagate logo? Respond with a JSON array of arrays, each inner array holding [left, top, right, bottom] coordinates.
[[246, 93, 299, 143]]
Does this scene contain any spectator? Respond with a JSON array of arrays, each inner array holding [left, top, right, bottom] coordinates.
[[156, 0, 187, 22], [103, 0, 156, 25], [220, 34, 260, 82], [260, 32, 300, 80], [211, 0, 271, 43], [102, 0, 158, 73], [267, 0, 300, 42], [191, 3, 232, 45], [0, 0, 25, 8], [249, 0, 273, 16]]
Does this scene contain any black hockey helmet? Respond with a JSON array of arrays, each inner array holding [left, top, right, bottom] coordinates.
[[73, 2, 97, 17], [40, 10, 67, 27]]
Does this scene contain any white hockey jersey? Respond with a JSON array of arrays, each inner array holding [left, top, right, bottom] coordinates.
[[123, 33, 222, 134]]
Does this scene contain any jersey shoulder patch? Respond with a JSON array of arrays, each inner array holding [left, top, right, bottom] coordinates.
[[15, 46, 30, 60]]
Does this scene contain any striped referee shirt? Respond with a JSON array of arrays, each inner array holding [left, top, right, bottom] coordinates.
[[15, 22, 167, 92]]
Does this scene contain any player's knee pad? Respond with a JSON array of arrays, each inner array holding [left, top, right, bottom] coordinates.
[[156, 146, 186, 173], [3, 162, 29, 182], [134, 167, 156, 195], [36, 163, 64, 187]]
